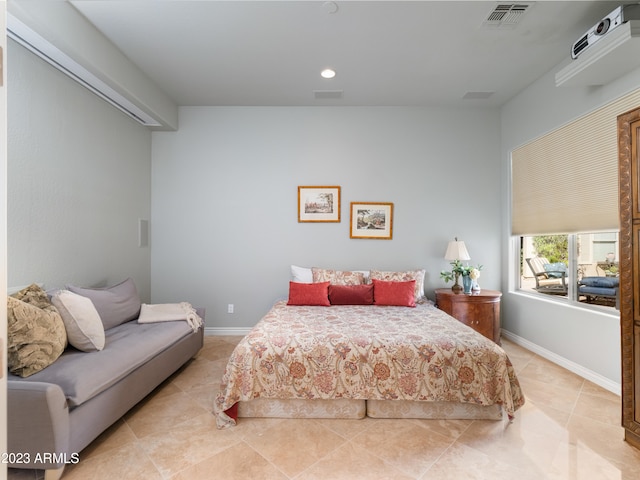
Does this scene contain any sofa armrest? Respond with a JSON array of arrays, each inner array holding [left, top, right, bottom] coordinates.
[[7, 380, 71, 468]]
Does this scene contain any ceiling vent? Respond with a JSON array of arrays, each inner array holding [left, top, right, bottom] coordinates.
[[483, 3, 533, 28], [463, 91, 495, 100], [314, 90, 343, 100], [7, 13, 162, 127]]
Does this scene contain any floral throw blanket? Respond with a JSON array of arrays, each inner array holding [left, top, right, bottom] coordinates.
[[214, 301, 524, 428]]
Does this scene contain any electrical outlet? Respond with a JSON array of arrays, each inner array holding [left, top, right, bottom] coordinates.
[[227, 304, 234, 314]]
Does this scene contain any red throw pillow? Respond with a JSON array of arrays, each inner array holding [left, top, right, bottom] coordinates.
[[328, 284, 374, 305], [372, 279, 416, 307], [287, 281, 330, 306]]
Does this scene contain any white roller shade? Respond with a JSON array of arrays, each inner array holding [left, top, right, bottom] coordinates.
[[511, 88, 640, 235]]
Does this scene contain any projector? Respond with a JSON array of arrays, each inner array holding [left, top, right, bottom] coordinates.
[[572, 4, 640, 59]]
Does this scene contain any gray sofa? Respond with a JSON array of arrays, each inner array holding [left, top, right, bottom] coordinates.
[[7, 280, 204, 480]]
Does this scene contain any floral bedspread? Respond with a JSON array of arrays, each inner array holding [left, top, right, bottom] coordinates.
[[214, 301, 524, 428]]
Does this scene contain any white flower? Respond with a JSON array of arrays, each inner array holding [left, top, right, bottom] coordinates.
[[469, 268, 481, 280]]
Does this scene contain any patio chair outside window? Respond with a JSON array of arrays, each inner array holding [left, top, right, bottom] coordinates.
[[526, 256, 568, 295]]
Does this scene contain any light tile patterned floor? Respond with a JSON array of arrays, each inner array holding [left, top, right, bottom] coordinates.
[[9, 336, 640, 479]]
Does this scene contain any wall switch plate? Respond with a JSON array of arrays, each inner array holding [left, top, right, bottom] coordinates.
[[227, 304, 234, 314]]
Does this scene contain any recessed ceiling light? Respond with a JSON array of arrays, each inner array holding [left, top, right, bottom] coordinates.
[[321, 68, 336, 79]]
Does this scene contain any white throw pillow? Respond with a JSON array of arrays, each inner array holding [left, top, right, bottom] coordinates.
[[290, 265, 313, 283], [52, 290, 105, 352], [354, 270, 371, 283]]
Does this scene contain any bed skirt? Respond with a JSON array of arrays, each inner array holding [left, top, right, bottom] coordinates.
[[366, 399, 502, 420], [236, 398, 502, 420], [238, 398, 366, 419]]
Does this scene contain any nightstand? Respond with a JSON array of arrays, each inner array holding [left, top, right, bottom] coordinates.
[[434, 288, 502, 344]]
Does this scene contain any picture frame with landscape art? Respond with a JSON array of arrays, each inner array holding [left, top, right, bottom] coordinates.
[[298, 186, 341, 223], [350, 202, 393, 239]]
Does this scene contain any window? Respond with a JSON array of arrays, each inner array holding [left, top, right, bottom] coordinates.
[[510, 91, 638, 315], [520, 232, 619, 310]]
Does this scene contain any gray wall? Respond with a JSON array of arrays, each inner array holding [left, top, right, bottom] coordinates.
[[151, 106, 502, 330], [500, 60, 640, 391], [7, 41, 152, 300]]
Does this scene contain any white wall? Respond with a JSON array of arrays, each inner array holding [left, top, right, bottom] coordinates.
[[6, 40, 152, 299], [500, 61, 640, 390], [151, 106, 502, 331]]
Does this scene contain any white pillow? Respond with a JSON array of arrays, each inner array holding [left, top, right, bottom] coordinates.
[[354, 270, 371, 284], [51, 290, 105, 352], [290, 265, 313, 283]]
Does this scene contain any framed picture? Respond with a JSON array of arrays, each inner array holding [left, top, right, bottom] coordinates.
[[298, 186, 341, 222], [350, 202, 394, 239]]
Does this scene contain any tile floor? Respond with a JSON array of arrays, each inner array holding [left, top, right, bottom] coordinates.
[[9, 335, 640, 479]]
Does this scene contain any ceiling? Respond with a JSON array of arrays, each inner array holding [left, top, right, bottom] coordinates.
[[65, 0, 624, 108]]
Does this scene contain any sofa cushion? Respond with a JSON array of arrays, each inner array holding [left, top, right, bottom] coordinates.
[[67, 278, 141, 330], [16, 320, 196, 407], [579, 276, 619, 288], [11, 283, 54, 309], [7, 284, 67, 377], [578, 286, 618, 297], [543, 262, 566, 278], [51, 290, 105, 352]]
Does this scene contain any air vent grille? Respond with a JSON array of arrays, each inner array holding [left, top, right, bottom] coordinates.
[[463, 91, 495, 100], [314, 90, 343, 100], [483, 3, 532, 28]]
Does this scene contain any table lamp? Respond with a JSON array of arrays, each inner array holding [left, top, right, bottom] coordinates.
[[445, 237, 471, 292]]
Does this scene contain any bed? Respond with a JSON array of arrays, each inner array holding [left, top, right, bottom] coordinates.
[[214, 269, 524, 428]]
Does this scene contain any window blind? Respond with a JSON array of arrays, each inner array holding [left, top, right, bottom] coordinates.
[[511, 88, 640, 236]]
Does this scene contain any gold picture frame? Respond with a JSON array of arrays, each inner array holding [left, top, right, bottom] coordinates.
[[298, 186, 341, 223], [350, 202, 394, 239]]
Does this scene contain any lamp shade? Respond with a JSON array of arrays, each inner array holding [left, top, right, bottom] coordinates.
[[444, 239, 470, 261]]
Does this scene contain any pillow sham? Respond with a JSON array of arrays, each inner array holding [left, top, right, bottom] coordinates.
[[7, 284, 67, 377], [312, 268, 365, 285], [372, 279, 416, 307], [370, 269, 425, 303], [328, 284, 374, 305], [52, 290, 105, 352], [67, 278, 141, 330], [287, 281, 331, 306]]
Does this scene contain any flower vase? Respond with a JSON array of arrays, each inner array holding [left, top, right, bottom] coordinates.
[[472, 280, 480, 292], [462, 275, 472, 294]]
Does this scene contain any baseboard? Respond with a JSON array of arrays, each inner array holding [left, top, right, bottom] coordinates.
[[205, 327, 252, 336], [501, 329, 621, 396]]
